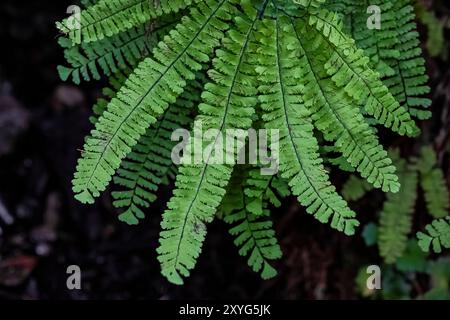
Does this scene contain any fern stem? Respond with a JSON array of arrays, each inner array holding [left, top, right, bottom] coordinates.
[[258, 0, 270, 19]]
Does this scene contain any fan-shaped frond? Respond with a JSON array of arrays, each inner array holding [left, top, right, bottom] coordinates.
[[58, 0, 432, 285]]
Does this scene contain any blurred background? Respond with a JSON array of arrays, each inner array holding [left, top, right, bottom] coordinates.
[[0, 0, 449, 300]]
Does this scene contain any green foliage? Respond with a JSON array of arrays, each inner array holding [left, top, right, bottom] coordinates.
[[57, 0, 199, 43], [415, 0, 450, 60], [222, 168, 285, 279], [89, 69, 131, 124], [112, 78, 204, 225], [416, 146, 450, 219], [342, 175, 374, 202], [422, 258, 450, 300], [345, 146, 449, 261], [378, 150, 418, 264], [356, 242, 450, 300], [362, 222, 378, 247], [332, 0, 432, 120], [414, 147, 450, 254], [58, 21, 175, 84], [72, 0, 233, 206], [417, 216, 450, 254], [58, 0, 431, 284], [257, 16, 359, 235]]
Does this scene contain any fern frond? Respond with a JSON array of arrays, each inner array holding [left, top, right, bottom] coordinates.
[[59, 0, 433, 285], [56, 0, 198, 43], [81, 0, 101, 7], [332, 0, 431, 120], [256, 15, 358, 235], [72, 0, 234, 204], [416, 0, 447, 59], [342, 175, 374, 202], [157, 7, 258, 285], [222, 167, 283, 279], [111, 79, 203, 225], [417, 216, 450, 253], [294, 0, 327, 9], [383, 0, 432, 120], [378, 151, 418, 264], [293, 19, 399, 193], [225, 207, 282, 280], [308, 8, 419, 137], [340, 0, 399, 78], [417, 147, 450, 219], [89, 69, 131, 125], [58, 20, 174, 84], [243, 168, 290, 213]]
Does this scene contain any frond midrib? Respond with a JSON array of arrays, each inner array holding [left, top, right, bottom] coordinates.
[[171, 12, 258, 269], [274, 16, 330, 210]]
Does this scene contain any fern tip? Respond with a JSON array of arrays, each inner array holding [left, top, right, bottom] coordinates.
[[118, 211, 139, 226]]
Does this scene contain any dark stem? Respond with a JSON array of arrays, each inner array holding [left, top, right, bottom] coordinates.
[[258, 0, 270, 19]]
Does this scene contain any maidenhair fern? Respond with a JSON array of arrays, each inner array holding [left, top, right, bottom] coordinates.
[[220, 167, 287, 279], [57, 0, 431, 284], [378, 150, 417, 264], [343, 147, 450, 262], [417, 217, 450, 254]]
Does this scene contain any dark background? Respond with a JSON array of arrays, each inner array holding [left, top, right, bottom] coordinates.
[[0, 0, 448, 299]]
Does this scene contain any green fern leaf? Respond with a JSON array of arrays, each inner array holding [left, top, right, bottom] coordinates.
[[57, 0, 199, 43], [72, 0, 233, 204], [378, 150, 418, 264], [417, 216, 450, 253], [256, 15, 359, 235], [225, 207, 282, 280], [342, 175, 374, 202], [292, 19, 400, 193], [308, 8, 419, 137], [58, 20, 175, 84], [222, 167, 283, 279], [111, 79, 203, 225], [417, 147, 450, 219], [157, 7, 259, 284], [384, 0, 432, 120], [59, 0, 431, 285], [90, 69, 132, 125], [294, 0, 327, 9]]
